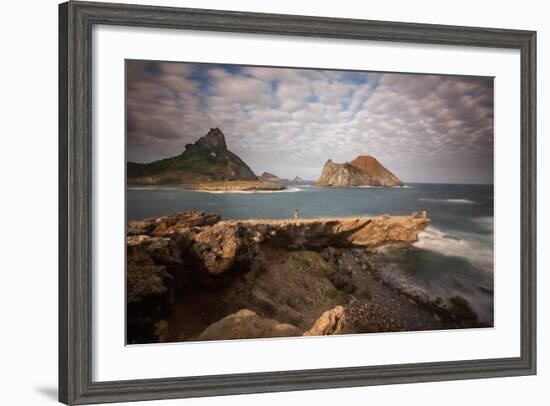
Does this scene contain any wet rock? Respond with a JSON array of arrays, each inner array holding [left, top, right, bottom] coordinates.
[[478, 285, 494, 295], [449, 295, 478, 326], [330, 272, 355, 294]]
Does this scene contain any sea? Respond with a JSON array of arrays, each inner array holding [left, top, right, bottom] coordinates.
[[127, 182, 494, 324]]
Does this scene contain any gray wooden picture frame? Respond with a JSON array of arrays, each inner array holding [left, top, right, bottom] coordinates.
[[59, 1, 537, 404]]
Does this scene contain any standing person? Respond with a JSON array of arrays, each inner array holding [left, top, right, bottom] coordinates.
[[293, 209, 299, 220]]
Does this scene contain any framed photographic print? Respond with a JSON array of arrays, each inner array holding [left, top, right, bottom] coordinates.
[[59, 1, 536, 404]]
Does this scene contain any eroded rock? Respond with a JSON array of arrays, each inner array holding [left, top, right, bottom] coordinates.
[[129, 212, 430, 276], [304, 306, 346, 336], [127, 235, 183, 303], [197, 309, 302, 341], [315, 155, 402, 187], [128, 211, 221, 236], [126, 211, 432, 343]]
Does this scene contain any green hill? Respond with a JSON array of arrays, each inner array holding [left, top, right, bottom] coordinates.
[[127, 128, 257, 185]]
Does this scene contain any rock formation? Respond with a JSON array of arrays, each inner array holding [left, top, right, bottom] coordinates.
[[259, 172, 282, 182], [197, 309, 302, 341], [128, 211, 429, 276], [292, 175, 303, 182], [315, 155, 402, 187], [126, 210, 434, 343], [304, 306, 346, 336], [127, 128, 257, 185]]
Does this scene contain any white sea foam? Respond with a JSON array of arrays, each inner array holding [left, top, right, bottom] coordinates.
[[419, 198, 476, 204], [472, 216, 494, 231], [356, 185, 412, 189], [414, 226, 493, 272]]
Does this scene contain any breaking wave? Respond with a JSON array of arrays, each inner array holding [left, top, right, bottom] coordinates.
[[471, 216, 494, 232], [419, 198, 476, 204], [414, 226, 493, 272], [357, 185, 412, 189]]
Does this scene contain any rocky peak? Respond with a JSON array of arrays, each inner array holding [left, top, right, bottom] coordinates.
[[128, 127, 257, 185], [195, 127, 228, 152]]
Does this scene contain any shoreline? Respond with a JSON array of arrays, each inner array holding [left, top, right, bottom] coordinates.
[[127, 210, 491, 344], [184, 180, 287, 192], [127, 182, 413, 190]]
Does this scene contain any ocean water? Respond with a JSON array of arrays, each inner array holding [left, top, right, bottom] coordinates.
[[127, 182, 494, 324]]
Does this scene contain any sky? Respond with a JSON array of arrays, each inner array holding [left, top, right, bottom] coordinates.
[[126, 60, 494, 184]]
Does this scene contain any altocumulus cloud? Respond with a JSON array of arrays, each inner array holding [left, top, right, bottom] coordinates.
[[127, 60, 493, 184]]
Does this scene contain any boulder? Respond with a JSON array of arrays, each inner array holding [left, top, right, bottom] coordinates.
[[304, 306, 346, 336], [191, 222, 261, 274], [197, 309, 302, 340]]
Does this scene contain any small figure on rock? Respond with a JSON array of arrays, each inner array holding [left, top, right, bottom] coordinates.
[[293, 209, 300, 220]]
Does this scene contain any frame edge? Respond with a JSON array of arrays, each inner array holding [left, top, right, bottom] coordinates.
[[60, 1, 537, 404], [59, 2, 70, 404]]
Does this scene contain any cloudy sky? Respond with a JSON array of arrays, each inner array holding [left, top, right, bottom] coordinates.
[[126, 60, 494, 184]]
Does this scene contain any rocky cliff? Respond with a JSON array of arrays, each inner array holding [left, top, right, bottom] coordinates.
[[127, 128, 257, 185], [315, 155, 402, 187], [126, 210, 447, 343], [127, 211, 429, 276]]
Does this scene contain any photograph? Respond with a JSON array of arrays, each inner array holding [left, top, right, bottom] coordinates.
[[125, 59, 495, 344]]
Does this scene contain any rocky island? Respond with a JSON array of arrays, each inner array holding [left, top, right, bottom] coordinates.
[[127, 210, 485, 344], [315, 155, 403, 187], [259, 172, 282, 182], [127, 128, 286, 191]]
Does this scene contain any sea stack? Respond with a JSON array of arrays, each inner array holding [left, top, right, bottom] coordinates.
[[315, 155, 402, 187]]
